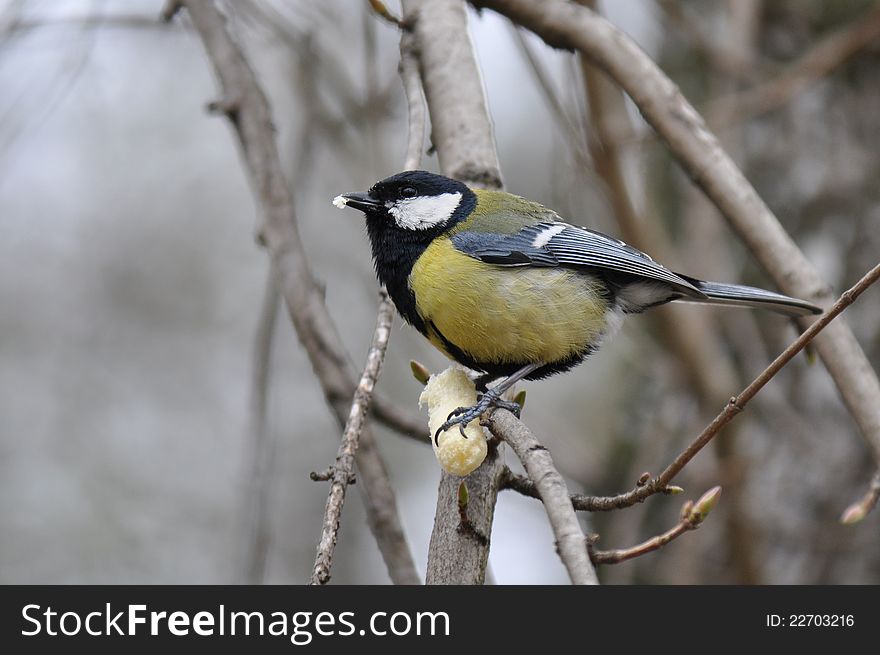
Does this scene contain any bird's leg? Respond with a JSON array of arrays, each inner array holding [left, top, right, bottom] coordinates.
[[435, 363, 542, 443], [471, 373, 520, 414], [472, 372, 497, 393]]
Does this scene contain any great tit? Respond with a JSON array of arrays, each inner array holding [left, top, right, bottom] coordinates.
[[335, 170, 821, 438]]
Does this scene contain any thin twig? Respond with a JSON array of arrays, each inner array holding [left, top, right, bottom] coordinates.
[[654, 0, 757, 81], [308, 0, 429, 585], [502, 263, 880, 513], [499, 467, 681, 512], [610, 262, 880, 509], [507, 24, 591, 169], [169, 0, 420, 585], [311, 293, 395, 585], [589, 487, 722, 565], [589, 3, 880, 148], [708, 3, 880, 127], [488, 411, 598, 585], [240, 270, 279, 584]]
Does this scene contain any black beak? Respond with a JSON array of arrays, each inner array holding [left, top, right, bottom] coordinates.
[[342, 192, 383, 213]]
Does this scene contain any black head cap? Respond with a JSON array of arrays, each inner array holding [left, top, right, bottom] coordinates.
[[366, 170, 470, 204]]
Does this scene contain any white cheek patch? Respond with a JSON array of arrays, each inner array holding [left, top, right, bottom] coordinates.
[[531, 223, 566, 248], [388, 192, 462, 230]]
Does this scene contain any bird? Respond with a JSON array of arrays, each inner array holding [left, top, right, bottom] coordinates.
[[334, 170, 821, 440]]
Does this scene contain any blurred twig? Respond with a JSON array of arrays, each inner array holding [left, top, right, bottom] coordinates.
[[311, 292, 394, 585], [165, 0, 420, 585], [0, 1, 101, 172], [708, 3, 880, 127], [240, 270, 279, 584], [655, 0, 757, 81], [0, 0, 25, 50], [589, 3, 880, 150], [507, 24, 591, 169], [489, 411, 598, 584], [307, 0, 432, 583]]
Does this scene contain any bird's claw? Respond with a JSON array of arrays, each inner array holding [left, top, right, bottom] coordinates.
[[491, 398, 522, 418], [432, 392, 522, 445]]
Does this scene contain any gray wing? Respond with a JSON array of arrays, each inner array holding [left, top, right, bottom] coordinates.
[[451, 222, 705, 298]]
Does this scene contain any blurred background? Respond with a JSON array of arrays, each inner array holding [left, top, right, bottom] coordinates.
[[1, 0, 878, 584]]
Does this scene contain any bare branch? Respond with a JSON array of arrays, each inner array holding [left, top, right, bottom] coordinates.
[[399, 27, 426, 172], [589, 487, 722, 565], [499, 467, 681, 512], [425, 448, 505, 584], [504, 263, 880, 516], [470, 0, 880, 473], [311, 293, 395, 585], [488, 411, 598, 585], [403, 0, 502, 189], [613, 262, 880, 509], [172, 0, 419, 585]]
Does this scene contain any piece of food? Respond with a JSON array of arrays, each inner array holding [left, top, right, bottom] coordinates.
[[419, 367, 488, 476], [332, 195, 349, 209]]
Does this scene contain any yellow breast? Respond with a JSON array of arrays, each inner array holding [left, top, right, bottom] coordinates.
[[409, 237, 609, 365]]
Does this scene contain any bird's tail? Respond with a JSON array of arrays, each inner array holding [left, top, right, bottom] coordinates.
[[674, 274, 822, 317]]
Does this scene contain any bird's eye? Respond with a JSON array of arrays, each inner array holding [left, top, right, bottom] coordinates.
[[399, 186, 418, 199]]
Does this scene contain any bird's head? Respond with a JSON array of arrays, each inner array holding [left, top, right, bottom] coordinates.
[[334, 170, 476, 239]]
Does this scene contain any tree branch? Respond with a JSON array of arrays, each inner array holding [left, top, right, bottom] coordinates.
[[311, 293, 394, 585], [168, 0, 419, 585], [400, 0, 506, 585], [399, 25, 426, 173], [488, 411, 598, 585], [403, 0, 502, 189], [470, 0, 880, 470], [503, 263, 879, 517], [499, 467, 681, 512], [609, 261, 880, 509], [589, 487, 722, 565]]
